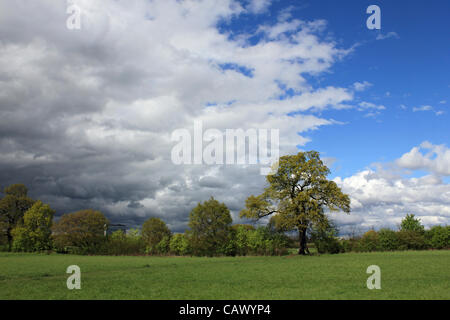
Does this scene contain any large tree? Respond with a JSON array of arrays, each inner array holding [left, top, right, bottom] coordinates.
[[240, 151, 350, 255], [187, 197, 232, 256], [52, 209, 108, 252], [141, 217, 171, 252], [0, 184, 36, 251], [12, 200, 55, 252]]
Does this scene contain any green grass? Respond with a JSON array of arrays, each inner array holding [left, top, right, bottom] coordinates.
[[0, 251, 448, 299]]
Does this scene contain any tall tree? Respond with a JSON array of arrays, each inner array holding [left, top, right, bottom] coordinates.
[[240, 151, 350, 255], [400, 214, 424, 233], [52, 209, 108, 252], [0, 184, 35, 251], [12, 200, 55, 252], [187, 197, 232, 256], [142, 217, 171, 251]]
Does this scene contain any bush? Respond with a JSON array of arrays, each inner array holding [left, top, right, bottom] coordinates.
[[357, 230, 379, 252], [52, 209, 108, 254], [310, 221, 342, 254], [397, 230, 427, 250], [425, 226, 449, 249], [105, 229, 146, 255], [377, 228, 400, 251], [154, 236, 170, 255], [169, 233, 191, 255], [142, 217, 171, 251]]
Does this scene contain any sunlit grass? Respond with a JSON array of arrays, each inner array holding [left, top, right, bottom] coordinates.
[[0, 251, 448, 299]]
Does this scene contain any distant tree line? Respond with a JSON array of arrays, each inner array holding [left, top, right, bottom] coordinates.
[[310, 214, 450, 254], [1, 151, 448, 256], [0, 187, 290, 256]]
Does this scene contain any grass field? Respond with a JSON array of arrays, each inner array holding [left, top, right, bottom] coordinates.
[[0, 251, 449, 299]]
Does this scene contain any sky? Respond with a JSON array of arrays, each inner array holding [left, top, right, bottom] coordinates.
[[0, 0, 449, 235]]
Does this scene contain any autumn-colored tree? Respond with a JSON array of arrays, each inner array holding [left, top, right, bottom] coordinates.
[[52, 209, 108, 252], [0, 184, 36, 251], [141, 217, 171, 253], [240, 151, 350, 255], [12, 200, 54, 252], [187, 197, 233, 256]]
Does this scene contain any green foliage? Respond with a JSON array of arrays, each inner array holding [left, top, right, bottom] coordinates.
[[153, 236, 170, 255], [0, 183, 35, 251], [400, 214, 425, 233], [169, 233, 191, 255], [105, 229, 146, 255], [233, 225, 251, 256], [187, 197, 233, 256], [397, 230, 427, 250], [309, 221, 341, 254], [425, 226, 450, 249], [11, 201, 54, 252], [142, 217, 171, 253], [356, 230, 379, 252], [52, 209, 108, 254], [232, 226, 289, 256], [240, 151, 350, 254], [377, 228, 400, 251]]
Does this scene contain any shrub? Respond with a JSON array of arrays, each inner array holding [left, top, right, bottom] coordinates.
[[52, 209, 108, 254], [377, 228, 400, 251], [105, 229, 145, 255], [357, 230, 379, 252], [154, 236, 170, 255], [142, 217, 171, 251], [310, 221, 342, 254], [397, 230, 427, 250], [425, 226, 449, 249], [169, 233, 191, 255]]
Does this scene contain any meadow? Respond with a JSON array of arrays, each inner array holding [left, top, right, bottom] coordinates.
[[0, 251, 448, 300]]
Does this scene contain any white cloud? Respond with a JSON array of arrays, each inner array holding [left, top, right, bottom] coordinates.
[[396, 142, 450, 176], [332, 142, 450, 234], [413, 105, 433, 112], [0, 0, 361, 230], [376, 32, 399, 40], [246, 0, 271, 14], [352, 81, 372, 92], [358, 101, 386, 111]]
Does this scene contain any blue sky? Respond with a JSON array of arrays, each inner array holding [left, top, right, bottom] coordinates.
[[221, 0, 450, 179]]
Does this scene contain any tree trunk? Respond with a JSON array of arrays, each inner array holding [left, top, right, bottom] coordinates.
[[298, 227, 309, 255], [298, 228, 309, 255], [7, 228, 13, 252]]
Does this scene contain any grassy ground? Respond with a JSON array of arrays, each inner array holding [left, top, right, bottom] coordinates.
[[0, 250, 448, 299]]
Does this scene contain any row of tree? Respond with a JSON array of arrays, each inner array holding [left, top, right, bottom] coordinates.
[[311, 214, 449, 254], [0, 187, 290, 256], [1, 151, 448, 255]]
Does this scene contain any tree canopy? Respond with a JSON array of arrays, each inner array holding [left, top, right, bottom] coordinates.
[[12, 200, 55, 252], [188, 197, 233, 256], [0, 183, 36, 251], [142, 217, 171, 253], [52, 209, 108, 253], [240, 151, 350, 254]]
